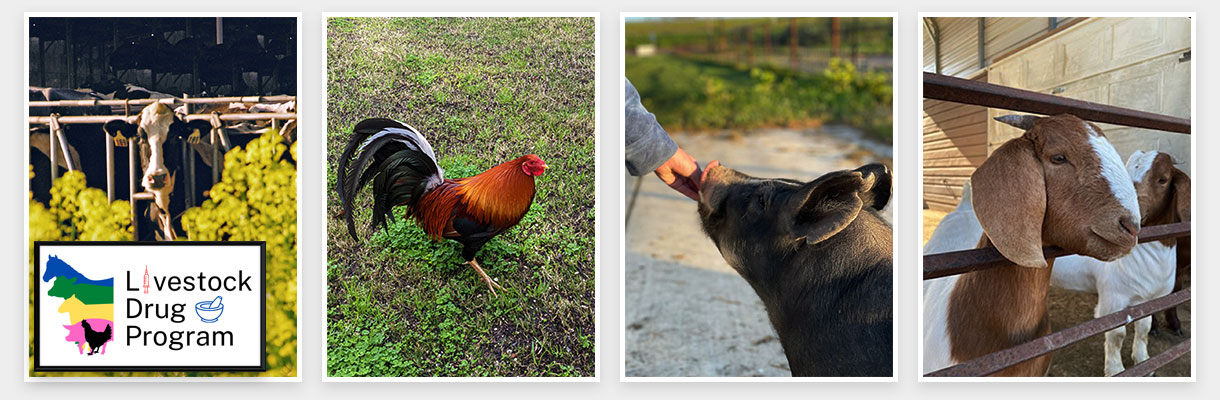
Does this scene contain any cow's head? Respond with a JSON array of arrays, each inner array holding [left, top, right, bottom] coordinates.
[[104, 103, 210, 190]]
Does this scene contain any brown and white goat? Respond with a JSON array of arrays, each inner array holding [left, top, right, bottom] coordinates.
[[923, 114, 1141, 376], [1051, 150, 1190, 376]]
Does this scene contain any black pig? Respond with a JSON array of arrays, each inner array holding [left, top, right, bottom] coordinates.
[[697, 161, 893, 377]]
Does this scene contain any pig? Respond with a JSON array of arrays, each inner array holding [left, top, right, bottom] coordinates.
[[697, 161, 893, 377]]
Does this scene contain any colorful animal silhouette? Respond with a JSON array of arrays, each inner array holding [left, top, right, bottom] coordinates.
[[81, 319, 113, 355], [47, 277, 113, 305], [42, 255, 113, 286], [57, 295, 113, 324], [63, 319, 113, 355]]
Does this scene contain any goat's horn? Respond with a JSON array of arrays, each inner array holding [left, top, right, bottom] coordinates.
[[994, 114, 1041, 130]]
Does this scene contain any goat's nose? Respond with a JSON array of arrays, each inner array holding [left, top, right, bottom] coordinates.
[[1119, 216, 1140, 237]]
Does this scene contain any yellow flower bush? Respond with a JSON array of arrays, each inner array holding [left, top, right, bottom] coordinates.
[[181, 131, 298, 377]]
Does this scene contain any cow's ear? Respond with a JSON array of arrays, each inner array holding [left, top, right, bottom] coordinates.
[[103, 120, 137, 147], [185, 120, 212, 144], [166, 121, 189, 144]]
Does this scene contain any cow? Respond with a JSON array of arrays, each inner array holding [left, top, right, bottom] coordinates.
[[103, 102, 213, 240]]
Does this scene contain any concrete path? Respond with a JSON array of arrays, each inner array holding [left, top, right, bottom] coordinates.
[[624, 126, 892, 377]]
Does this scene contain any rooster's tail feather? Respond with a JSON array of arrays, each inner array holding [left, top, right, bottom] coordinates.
[[338, 118, 444, 240]]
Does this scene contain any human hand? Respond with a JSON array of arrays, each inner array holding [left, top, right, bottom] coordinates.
[[654, 148, 703, 201]]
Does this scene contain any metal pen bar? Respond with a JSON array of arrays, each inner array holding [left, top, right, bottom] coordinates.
[[924, 222, 1192, 280], [128, 139, 138, 240], [29, 95, 296, 108], [211, 126, 219, 186], [51, 115, 76, 171], [29, 112, 297, 125], [925, 289, 1191, 377], [1114, 341, 1191, 377], [181, 140, 192, 208], [105, 133, 114, 202], [924, 72, 1191, 134], [48, 117, 58, 184]]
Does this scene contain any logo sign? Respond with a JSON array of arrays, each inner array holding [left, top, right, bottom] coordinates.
[[34, 242, 266, 372]]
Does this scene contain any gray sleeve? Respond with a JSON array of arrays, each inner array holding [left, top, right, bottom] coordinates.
[[624, 78, 678, 176]]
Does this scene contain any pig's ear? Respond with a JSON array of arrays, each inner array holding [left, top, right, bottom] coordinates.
[[853, 163, 891, 210], [790, 170, 869, 245]]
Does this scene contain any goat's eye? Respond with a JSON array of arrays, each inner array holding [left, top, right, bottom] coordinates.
[[1158, 177, 1169, 185], [1050, 154, 1068, 164]]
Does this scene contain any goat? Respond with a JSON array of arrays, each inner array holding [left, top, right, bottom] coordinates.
[[923, 114, 1141, 376], [1051, 150, 1190, 376]]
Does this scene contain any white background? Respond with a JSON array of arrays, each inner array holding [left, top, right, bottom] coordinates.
[[37, 244, 263, 368], [2, 0, 1216, 399]]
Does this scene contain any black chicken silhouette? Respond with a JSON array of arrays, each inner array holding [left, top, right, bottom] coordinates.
[[80, 319, 112, 356]]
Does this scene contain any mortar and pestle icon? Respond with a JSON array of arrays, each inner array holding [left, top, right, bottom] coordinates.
[[195, 296, 225, 323]]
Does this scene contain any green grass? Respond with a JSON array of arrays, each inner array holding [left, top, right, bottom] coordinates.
[[326, 17, 596, 377], [626, 54, 892, 140]]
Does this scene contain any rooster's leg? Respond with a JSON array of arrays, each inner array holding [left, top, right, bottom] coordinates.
[[468, 259, 504, 296]]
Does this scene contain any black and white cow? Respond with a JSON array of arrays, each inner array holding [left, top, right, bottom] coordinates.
[[103, 102, 212, 240]]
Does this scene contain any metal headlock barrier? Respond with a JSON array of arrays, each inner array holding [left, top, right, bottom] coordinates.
[[29, 95, 296, 240], [923, 72, 1191, 377]]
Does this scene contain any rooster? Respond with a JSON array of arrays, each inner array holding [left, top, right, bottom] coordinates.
[[338, 118, 547, 296]]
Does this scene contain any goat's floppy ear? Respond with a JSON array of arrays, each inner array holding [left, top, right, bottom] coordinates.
[[995, 114, 1042, 130], [972, 137, 1049, 268], [790, 170, 872, 245], [853, 163, 891, 210], [1172, 168, 1191, 222]]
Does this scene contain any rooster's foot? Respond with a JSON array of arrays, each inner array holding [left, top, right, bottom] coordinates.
[[468, 259, 504, 297]]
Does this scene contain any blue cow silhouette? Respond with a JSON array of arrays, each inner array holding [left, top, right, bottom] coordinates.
[[42, 255, 113, 287]]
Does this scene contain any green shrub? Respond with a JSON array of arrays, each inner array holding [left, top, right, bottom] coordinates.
[[626, 55, 892, 139]]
